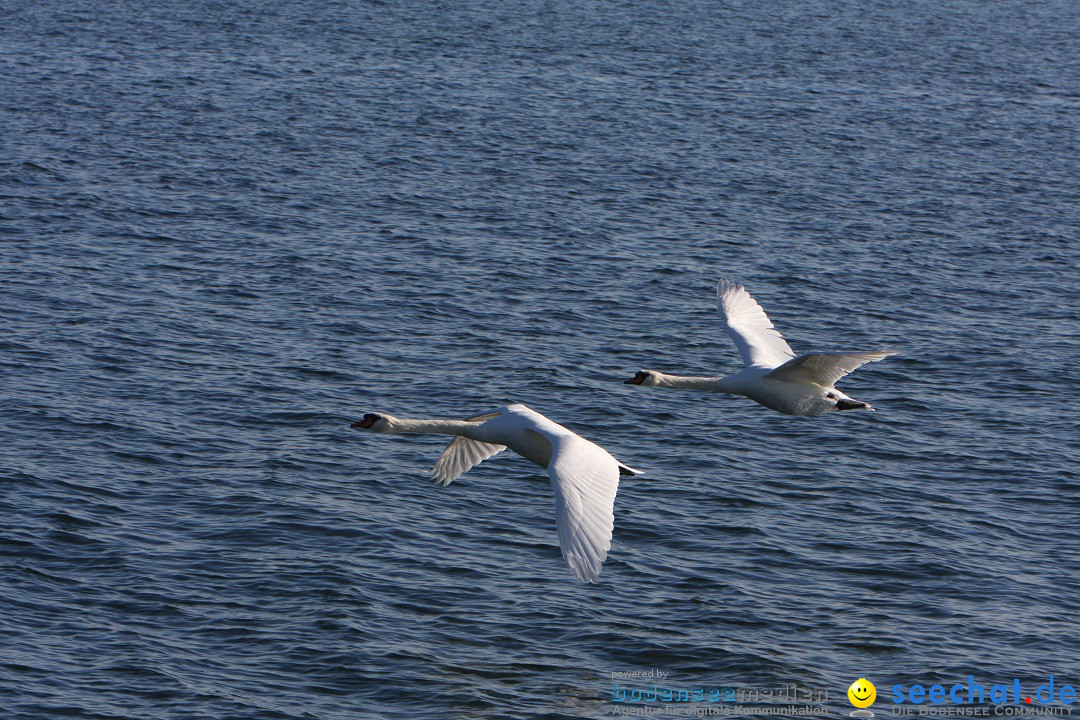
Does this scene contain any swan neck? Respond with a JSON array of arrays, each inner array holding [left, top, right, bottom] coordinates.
[[655, 373, 725, 391], [387, 418, 477, 436]]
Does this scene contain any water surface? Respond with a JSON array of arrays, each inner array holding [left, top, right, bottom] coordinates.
[[2, 1, 1078, 718]]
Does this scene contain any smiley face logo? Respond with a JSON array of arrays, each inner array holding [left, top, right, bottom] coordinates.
[[848, 678, 877, 708]]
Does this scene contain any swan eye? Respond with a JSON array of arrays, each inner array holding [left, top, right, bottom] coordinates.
[[825, 393, 836, 399]]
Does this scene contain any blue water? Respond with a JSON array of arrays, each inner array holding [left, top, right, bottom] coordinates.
[[2, 1, 1078, 718]]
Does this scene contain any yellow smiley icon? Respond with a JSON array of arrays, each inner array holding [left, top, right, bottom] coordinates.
[[848, 678, 877, 708]]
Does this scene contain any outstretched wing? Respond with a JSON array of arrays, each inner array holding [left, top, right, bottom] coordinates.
[[544, 433, 620, 583], [766, 350, 896, 387], [716, 278, 795, 369], [430, 411, 506, 486]]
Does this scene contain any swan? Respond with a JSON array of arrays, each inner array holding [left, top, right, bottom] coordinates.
[[625, 278, 896, 416], [350, 403, 641, 583]]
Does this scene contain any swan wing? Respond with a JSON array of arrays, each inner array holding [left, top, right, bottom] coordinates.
[[431, 437, 506, 486], [430, 410, 507, 486], [716, 278, 795, 369], [766, 350, 896, 387], [544, 431, 620, 583]]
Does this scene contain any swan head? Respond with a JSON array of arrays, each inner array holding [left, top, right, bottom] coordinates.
[[350, 413, 395, 432], [823, 391, 872, 412], [624, 370, 661, 386]]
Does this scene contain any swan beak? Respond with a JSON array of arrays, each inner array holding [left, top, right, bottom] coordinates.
[[625, 371, 647, 385], [835, 399, 870, 411], [351, 414, 378, 428]]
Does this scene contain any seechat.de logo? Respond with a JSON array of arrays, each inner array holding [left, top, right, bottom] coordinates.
[[890, 676, 1076, 707]]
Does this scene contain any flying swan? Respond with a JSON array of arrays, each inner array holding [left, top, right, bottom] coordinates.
[[625, 278, 896, 416], [350, 403, 640, 582]]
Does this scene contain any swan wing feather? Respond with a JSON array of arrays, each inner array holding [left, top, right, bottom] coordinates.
[[716, 278, 795, 369], [430, 411, 507, 485], [766, 350, 896, 387], [543, 431, 620, 583]]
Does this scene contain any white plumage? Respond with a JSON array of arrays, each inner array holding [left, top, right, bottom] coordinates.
[[716, 277, 796, 369], [626, 278, 895, 416], [351, 404, 639, 583]]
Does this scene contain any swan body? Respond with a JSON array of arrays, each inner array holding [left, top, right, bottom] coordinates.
[[625, 278, 896, 416], [350, 403, 640, 583]]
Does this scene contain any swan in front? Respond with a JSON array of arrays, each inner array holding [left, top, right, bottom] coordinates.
[[350, 403, 640, 583], [625, 278, 896, 416]]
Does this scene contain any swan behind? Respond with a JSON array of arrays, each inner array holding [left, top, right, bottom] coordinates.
[[625, 278, 895, 416]]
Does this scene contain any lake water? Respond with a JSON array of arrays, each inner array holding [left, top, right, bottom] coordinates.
[[1, 1, 1078, 718]]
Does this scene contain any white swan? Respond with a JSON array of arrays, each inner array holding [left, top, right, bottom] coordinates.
[[350, 403, 641, 583], [625, 278, 896, 416]]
